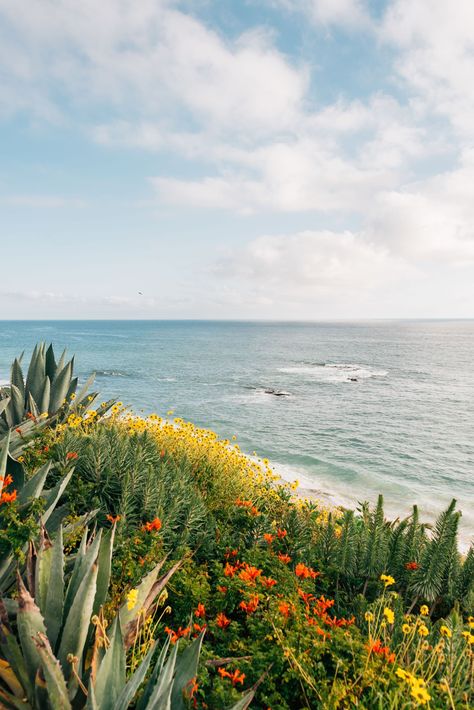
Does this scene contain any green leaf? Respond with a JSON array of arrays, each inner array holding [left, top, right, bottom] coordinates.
[[33, 632, 71, 710], [93, 617, 126, 710], [39, 377, 51, 416], [0, 431, 10, 481], [171, 630, 205, 710], [62, 530, 101, 624], [17, 462, 51, 506], [49, 362, 73, 414], [9, 385, 24, 427], [16, 575, 47, 701], [26, 345, 46, 407], [57, 559, 98, 678], [45, 345, 57, 381], [44, 527, 64, 650], [10, 359, 25, 400], [114, 642, 157, 710], [42, 469, 74, 525], [92, 526, 115, 618], [143, 641, 178, 710]]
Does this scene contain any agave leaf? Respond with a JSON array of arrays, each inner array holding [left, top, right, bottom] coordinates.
[[170, 629, 206, 710], [66, 377, 78, 403], [49, 362, 73, 414], [6, 454, 25, 493], [27, 393, 40, 419], [0, 396, 10, 417], [0, 430, 10, 483], [0, 600, 31, 699], [0, 658, 24, 698], [93, 617, 126, 710], [57, 560, 99, 677], [45, 345, 57, 381], [42, 468, 74, 525], [0, 685, 28, 709], [39, 377, 51, 416], [9, 385, 24, 427], [226, 667, 270, 710], [143, 641, 178, 710], [26, 346, 45, 408], [10, 359, 25, 400], [92, 525, 115, 618], [114, 642, 157, 710], [35, 532, 52, 614], [62, 530, 101, 624], [16, 575, 47, 700], [33, 632, 71, 710], [44, 527, 64, 649], [136, 638, 170, 710], [85, 679, 99, 710], [74, 373, 96, 408], [17, 462, 51, 506], [55, 350, 66, 377]]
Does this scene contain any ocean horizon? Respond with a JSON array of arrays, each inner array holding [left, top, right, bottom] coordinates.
[[1, 319, 472, 549]]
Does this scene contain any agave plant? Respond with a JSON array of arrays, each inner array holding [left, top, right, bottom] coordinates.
[[0, 432, 76, 594], [0, 343, 112, 436], [0, 527, 256, 710]]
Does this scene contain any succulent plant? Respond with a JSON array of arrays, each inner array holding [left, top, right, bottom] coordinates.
[[0, 343, 113, 437], [0, 432, 77, 594], [0, 524, 192, 709]]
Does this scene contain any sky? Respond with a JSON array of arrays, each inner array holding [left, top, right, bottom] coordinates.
[[0, 0, 473, 319]]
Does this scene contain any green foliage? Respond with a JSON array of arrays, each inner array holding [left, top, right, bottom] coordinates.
[[0, 343, 112, 437], [0, 526, 206, 709]]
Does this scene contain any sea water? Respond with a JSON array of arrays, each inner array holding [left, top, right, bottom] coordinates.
[[0, 320, 472, 548]]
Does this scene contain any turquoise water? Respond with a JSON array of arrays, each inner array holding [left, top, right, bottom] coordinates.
[[0, 320, 472, 548]]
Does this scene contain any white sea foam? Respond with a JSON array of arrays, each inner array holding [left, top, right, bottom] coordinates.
[[278, 362, 387, 382]]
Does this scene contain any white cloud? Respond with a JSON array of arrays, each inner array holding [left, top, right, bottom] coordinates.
[[216, 229, 413, 305], [268, 0, 371, 29]]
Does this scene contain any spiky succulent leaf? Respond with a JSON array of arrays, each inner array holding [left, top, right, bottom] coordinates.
[[16, 576, 47, 700], [171, 629, 206, 710], [33, 632, 71, 710], [93, 617, 126, 710]]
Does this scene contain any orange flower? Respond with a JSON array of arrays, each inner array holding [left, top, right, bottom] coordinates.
[[405, 561, 419, 570], [160, 449, 166, 458], [43, 446, 50, 453], [0, 490, 17, 504], [260, 576, 277, 589], [278, 602, 292, 618], [278, 553, 291, 564], [165, 626, 191, 644], [0, 474, 13, 488], [195, 603, 206, 618], [263, 533, 274, 545], [239, 595, 259, 614], [184, 676, 199, 700], [142, 517, 162, 532], [368, 639, 395, 663], [106, 514, 121, 524], [239, 564, 262, 585], [224, 563, 238, 578], [217, 585, 228, 594], [193, 622, 206, 633], [66, 452, 78, 460], [216, 612, 231, 629], [295, 563, 320, 580], [218, 668, 246, 686], [297, 588, 315, 606], [224, 548, 239, 559], [277, 528, 287, 539]]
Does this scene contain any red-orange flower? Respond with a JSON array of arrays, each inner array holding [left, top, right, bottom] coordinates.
[[195, 603, 206, 618], [0, 490, 17, 504], [106, 514, 121, 524], [368, 639, 395, 663], [217, 585, 228, 594], [165, 626, 191, 644], [142, 517, 162, 532], [216, 612, 231, 629], [277, 528, 287, 539], [260, 576, 277, 589], [224, 563, 238, 578], [405, 561, 419, 570], [278, 553, 291, 564], [218, 668, 246, 686], [278, 601, 292, 618], [66, 452, 78, 461], [295, 563, 320, 580], [239, 595, 259, 614], [239, 564, 262, 585], [263, 533, 274, 545]]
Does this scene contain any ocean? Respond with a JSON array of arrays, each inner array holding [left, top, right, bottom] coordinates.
[[0, 320, 472, 549]]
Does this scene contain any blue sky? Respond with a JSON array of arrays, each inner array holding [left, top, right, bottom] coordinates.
[[0, 0, 473, 319]]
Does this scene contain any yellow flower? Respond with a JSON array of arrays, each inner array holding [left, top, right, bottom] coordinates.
[[462, 631, 474, 644], [410, 685, 431, 705], [383, 607, 395, 624], [126, 588, 138, 611], [402, 623, 411, 634], [364, 611, 374, 622], [70, 393, 76, 400], [380, 574, 395, 587], [418, 624, 429, 637], [395, 667, 407, 680], [17, 456, 25, 463], [440, 625, 451, 638], [419, 605, 429, 616]]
